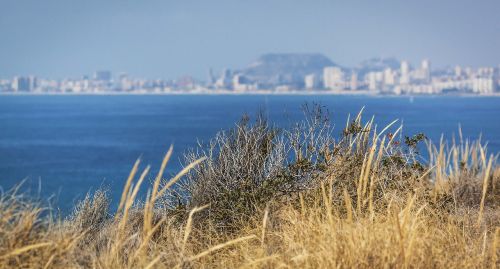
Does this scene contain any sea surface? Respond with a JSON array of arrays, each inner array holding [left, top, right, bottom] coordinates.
[[0, 95, 499, 213]]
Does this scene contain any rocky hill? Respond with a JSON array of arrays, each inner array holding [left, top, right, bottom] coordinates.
[[239, 53, 337, 87]]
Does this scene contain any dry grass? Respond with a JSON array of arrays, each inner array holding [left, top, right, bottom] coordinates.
[[0, 107, 499, 268]]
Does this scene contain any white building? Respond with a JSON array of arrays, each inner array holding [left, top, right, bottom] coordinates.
[[454, 66, 462, 78], [366, 71, 384, 92], [323, 67, 344, 90], [421, 59, 431, 83], [400, 60, 410, 85], [471, 77, 496, 94], [430, 77, 496, 94], [349, 72, 358, 91], [304, 74, 316, 90], [384, 68, 396, 86]]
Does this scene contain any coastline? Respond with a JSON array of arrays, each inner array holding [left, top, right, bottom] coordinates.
[[1, 90, 500, 97]]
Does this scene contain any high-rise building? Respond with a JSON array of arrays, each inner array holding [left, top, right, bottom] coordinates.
[[323, 67, 344, 90], [12, 76, 31, 92], [350, 72, 358, 91], [400, 61, 410, 85], [421, 59, 431, 82], [28, 76, 37, 91], [118, 73, 133, 91], [215, 68, 232, 89], [384, 68, 396, 86], [454, 66, 462, 78], [304, 74, 316, 90]]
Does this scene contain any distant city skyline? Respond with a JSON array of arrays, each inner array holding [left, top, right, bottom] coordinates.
[[2, 54, 499, 95], [1, 0, 499, 79]]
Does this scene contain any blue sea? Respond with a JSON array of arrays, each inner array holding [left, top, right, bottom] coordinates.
[[0, 95, 499, 213]]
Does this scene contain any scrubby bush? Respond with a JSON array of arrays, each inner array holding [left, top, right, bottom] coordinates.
[[170, 104, 495, 231], [174, 105, 338, 230]]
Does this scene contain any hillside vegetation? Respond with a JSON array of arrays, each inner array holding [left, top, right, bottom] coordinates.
[[1, 105, 499, 268]]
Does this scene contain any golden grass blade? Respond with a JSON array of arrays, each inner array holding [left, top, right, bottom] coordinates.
[[482, 229, 488, 258], [188, 235, 257, 262], [261, 206, 269, 246], [477, 155, 493, 225], [362, 142, 377, 200], [182, 204, 210, 253], [145, 145, 174, 233], [376, 119, 399, 141], [356, 155, 367, 214], [386, 125, 403, 147], [479, 146, 487, 169], [343, 188, 353, 223], [345, 113, 351, 131], [43, 254, 56, 269], [299, 193, 306, 218], [127, 165, 150, 209], [144, 254, 163, 269], [402, 195, 416, 229], [491, 227, 499, 269], [118, 158, 140, 213], [0, 242, 52, 259], [320, 182, 334, 227], [152, 145, 174, 202], [133, 217, 168, 260], [369, 136, 386, 221], [119, 165, 150, 233], [155, 157, 207, 200], [355, 107, 365, 123]]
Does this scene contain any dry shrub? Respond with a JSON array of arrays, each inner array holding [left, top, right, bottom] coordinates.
[[67, 189, 109, 233], [177, 105, 433, 229]]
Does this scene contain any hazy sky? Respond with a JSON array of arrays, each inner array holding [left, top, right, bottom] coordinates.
[[1, 0, 499, 79]]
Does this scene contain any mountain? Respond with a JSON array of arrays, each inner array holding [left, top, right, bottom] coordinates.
[[239, 53, 337, 87], [356, 57, 401, 77]]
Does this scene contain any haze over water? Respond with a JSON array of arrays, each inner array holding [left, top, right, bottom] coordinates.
[[0, 95, 499, 213]]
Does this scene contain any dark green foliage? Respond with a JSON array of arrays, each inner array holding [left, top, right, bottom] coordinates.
[[342, 120, 364, 137], [404, 133, 427, 154], [405, 133, 427, 148]]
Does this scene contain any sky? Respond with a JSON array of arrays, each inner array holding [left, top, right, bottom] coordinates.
[[0, 0, 499, 79]]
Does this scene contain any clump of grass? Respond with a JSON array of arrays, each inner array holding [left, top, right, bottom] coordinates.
[[0, 105, 498, 268], [67, 189, 109, 234]]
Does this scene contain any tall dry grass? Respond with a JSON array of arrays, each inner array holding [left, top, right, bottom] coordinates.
[[0, 106, 499, 268]]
